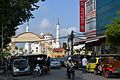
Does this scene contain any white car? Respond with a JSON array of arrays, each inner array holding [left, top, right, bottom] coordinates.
[[50, 58, 61, 69]]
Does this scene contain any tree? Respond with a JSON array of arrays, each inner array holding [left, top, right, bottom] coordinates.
[[105, 18, 120, 54], [83, 48, 89, 55], [74, 49, 80, 54], [0, 51, 11, 59], [0, 0, 43, 50]]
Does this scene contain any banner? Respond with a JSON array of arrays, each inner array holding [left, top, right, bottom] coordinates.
[[80, 0, 85, 32]]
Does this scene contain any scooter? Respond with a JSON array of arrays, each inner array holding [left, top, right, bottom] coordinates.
[[41, 65, 48, 75], [33, 64, 42, 78]]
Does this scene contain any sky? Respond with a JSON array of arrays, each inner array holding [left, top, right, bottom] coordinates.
[[16, 0, 80, 42]]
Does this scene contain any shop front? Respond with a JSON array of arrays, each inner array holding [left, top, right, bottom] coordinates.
[[85, 36, 106, 56]]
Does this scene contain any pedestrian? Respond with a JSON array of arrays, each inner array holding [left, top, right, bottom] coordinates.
[[65, 57, 75, 79], [82, 56, 88, 74], [46, 56, 51, 73]]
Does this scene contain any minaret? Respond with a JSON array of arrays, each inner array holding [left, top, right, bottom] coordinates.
[[24, 22, 30, 54], [26, 22, 29, 32], [55, 18, 60, 48]]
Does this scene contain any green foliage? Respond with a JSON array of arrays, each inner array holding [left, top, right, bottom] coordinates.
[[74, 49, 80, 54], [83, 48, 88, 55], [105, 18, 120, 46], [0, 0, 40, 50], [0, 51, 11, 58]]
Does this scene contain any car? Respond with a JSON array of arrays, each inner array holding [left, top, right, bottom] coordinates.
[[12, 58, 31, 76], [86, 57, 100, 72], [50, 58, 61, 69], [71, 54, 92, 69], [86, 54, 120, 78], [58, 57, 67, 67]]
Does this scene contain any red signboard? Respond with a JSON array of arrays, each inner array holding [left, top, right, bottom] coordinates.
[[80, 0, 85, 32]]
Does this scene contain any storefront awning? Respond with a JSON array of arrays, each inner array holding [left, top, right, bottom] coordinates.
[[73, 35, 106, 44], [85, 39, 99, 43]]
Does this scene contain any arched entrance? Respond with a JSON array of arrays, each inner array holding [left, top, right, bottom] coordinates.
[[10, 32, 44, 55]]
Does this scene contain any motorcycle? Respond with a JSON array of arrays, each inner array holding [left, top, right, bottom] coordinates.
[[41, 65, 48, 75], [67, 66, 75, 80], [33, 64, 42, 78]]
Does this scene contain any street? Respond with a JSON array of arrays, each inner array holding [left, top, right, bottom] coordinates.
[[1, 0, 120, 80], [10, 68, 120, 80]]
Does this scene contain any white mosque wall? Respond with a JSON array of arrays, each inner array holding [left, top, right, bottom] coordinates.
[[31, 43, 41, 54]]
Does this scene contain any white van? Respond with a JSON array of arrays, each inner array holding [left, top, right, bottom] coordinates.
[[12, 58, 30, 76]]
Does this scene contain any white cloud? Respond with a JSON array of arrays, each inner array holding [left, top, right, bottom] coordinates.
[[16, 18, 79, 43], [40, 18, 51, 28], [38, 18, 55, 35], [16, 18, 55, 36], [60, 27, 78, 37]]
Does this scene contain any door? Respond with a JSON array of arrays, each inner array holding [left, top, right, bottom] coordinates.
[[87, 58, 97, 72]]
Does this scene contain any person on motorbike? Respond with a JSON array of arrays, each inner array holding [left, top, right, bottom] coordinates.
[[65, 57, 75, 79], [35, 64, 40, 71], [33, 64, 41, 77]]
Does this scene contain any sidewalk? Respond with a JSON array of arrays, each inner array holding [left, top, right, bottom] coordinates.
[[0, 75, 13, 80], [0, 70, 14, 80]]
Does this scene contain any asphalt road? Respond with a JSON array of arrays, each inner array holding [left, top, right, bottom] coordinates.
[[1, 68, 120, 80]]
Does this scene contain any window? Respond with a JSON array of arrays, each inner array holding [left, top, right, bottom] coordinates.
[[14, 59, 28, 67], [36, 47, 38, 49], [36, 50, 38, 52], [89, 58, 96, 63]]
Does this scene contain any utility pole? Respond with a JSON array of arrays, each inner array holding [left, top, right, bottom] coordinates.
[[41, 0, 45, 1], [1, 24, 3, 52], [70, 31, 74, 55], [67, 34, 70, 56]]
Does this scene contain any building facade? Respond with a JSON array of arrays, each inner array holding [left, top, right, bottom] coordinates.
[[96, 0, 120, 36], [30, 33, 54, 55], [85, 0, 96, 38], [80, 0, 120, 55]]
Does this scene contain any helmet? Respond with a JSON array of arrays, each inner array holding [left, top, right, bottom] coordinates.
[[36, 64, 39, 66], [68, 57, 72, 60]]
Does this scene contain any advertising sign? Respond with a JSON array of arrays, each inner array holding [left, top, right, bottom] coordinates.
[[80, 0, 85, 32]]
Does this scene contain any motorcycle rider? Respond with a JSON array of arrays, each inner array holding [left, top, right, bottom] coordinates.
[[35, 64, 41, 71], [65, 57, 75, 79], [33, 64, 41, 77]]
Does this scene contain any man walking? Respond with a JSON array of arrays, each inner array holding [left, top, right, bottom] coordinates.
[[82, 56, 88, 74]]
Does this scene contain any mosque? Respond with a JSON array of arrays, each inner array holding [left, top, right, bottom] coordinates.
[[10, 18, 65, 57]]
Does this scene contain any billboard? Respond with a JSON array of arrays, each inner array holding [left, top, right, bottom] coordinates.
[[85, 0, 96, 38], [80, 0, 85, 32]]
